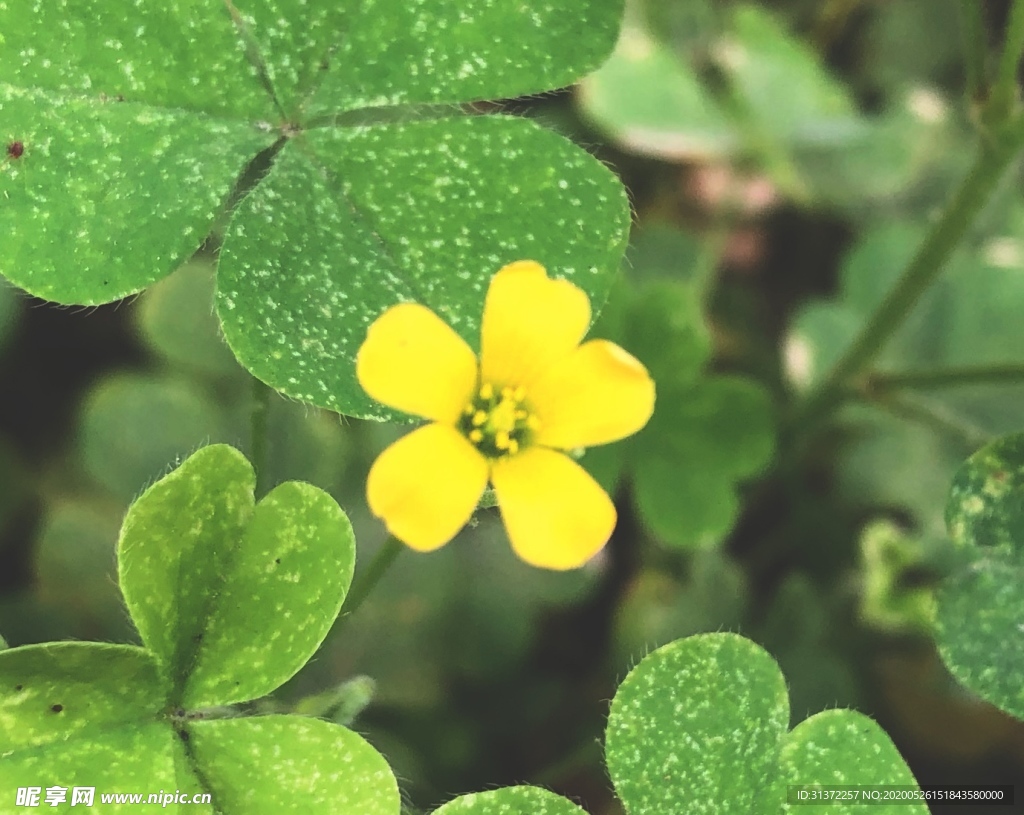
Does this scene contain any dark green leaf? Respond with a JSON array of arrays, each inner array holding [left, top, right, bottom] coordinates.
[[308, 0, 624, 115], [938, 434, 1024, 719], [218, 116, 629, 417], [0, 84, 274, 304], [0, 1, 270, 117]]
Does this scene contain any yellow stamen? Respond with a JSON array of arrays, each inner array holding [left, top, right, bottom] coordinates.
[[469, 429, 484, 443], [479, 383, 493, 400], [472, 410, 487, 426]]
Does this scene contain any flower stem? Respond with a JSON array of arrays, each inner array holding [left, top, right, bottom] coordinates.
[[867, 363, 1024, 392], [341, 536, 405, 620], [990, 0, 1024, 116], [792, 126, 1024, 431], [863, 390, 990, 450], [958, 0, 988, 104], [251, 376, 272, 497]]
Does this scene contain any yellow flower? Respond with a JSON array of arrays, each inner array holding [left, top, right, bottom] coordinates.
[[356, 261, 655, 570]]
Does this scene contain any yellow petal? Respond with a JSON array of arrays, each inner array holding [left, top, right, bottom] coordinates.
[[357, 303, 478, 423], [367, 423, 488, 551], [492, 447, 615, 570], [480, 261, 591, 389], [531, 339, 655, 449]]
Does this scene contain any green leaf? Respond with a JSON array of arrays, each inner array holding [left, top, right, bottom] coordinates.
[[606, 633, 788, 814], [721, 5, 858, 147], [310, 0, 624, 114], [187, 716, 399, 815], [117, 445, 355, 707], [182, 480, 355, 707], [938, 433, 1024, 719], [780, 710, 929, 815], [136, 259, 243, 378], [0, 84, 274, 304], [0, 721, 201, 815], [605, 634, 926, 814], [0, 1, 270, 118], [433, 786, 587, 815], [633, 377, 775, 548], [578, 23, 737, 161], [217, 116, 629, 417], [78, 373, 228, 501], [0, 643, 164, 756]]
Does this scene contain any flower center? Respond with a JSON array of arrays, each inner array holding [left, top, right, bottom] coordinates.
[[458, 382, 539, 459]]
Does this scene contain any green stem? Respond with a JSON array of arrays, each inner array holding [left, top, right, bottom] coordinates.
[[868, 363, 1024, 392], [251, 376, 272, 497], [793, 129, 1024, 430], [991, 0, 1024, 114], [959, 0, 988, 103], [865, 391, 990, 450], [341, 536, 404, 620]]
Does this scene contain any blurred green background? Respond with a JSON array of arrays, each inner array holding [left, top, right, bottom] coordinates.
[[2, 1, 1024, 813]]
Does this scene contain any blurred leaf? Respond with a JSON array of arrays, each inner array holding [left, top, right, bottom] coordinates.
[[326, 516, 600, 706], [578, 22, 736, 161], [261, 397, 350, 496], [136, 259, 242, 378], [939, 433, 1024, 719], [720, 4, 858, 148], [433, 787, 587, 815], [862, 0, 962, 93], [633, 376, 774, 548], [858, 520, 939, 635], [34, 499, 131, 640], [117, 444, 355, 707], [612, 552, 747, 670], [78, 373, 228, 502], [217, 117, 629, 418], [605, 634, 925, 814], [587, 259, 773, 550], [189, 716, 399, 815], [638, 0, 719, 54], [292, 675, 376, 726]]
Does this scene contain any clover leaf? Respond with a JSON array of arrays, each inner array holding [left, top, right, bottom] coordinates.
[[605, 633, 927, 815], [940, 433, 1024, 720], [433, 786, 587, 815], [586, 229, 775, 549], [0, 445, 398, 814], [433, 633, 926, 815], [0, 0, 629, 418]]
